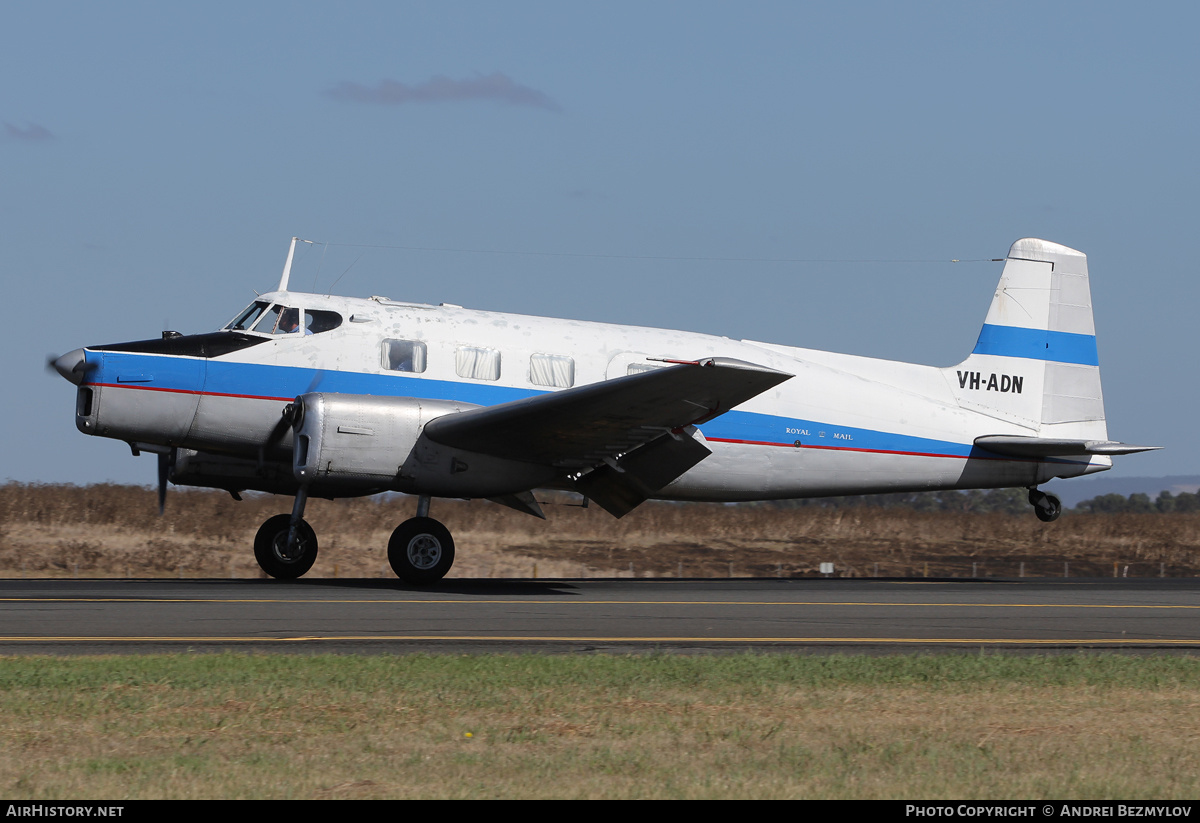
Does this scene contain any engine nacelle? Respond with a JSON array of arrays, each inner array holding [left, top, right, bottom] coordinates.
[[291, 394, 461, 493], [293, 392, 560, 497]]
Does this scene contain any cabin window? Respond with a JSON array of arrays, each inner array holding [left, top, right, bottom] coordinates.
[[627, 362, 665, 375], [529, 353, 574, 388], [455, 346, 501, 381], [383, 339, 427, 373]]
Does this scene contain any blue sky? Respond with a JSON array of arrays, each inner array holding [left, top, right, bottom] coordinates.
[[3, 1, 1196, 486]]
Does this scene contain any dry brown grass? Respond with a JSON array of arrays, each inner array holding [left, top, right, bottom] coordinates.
[[2, 483, 1199, 579]]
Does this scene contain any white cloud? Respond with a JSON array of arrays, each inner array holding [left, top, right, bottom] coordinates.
[[4, 121, 53, 141], [327, 72, 560, 112]]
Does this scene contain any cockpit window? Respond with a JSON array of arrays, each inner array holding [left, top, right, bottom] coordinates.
[[225, 302, 343, 336], [226, 301, 271, 331], [252, 305, 289, 334]]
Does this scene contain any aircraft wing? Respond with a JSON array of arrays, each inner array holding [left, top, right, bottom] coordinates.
[[424, 356, 790, 468], [973, 435, 1161, 457], [423, 357, 791, 517]]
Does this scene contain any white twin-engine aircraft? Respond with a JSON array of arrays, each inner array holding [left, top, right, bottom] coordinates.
[[53, 237, 1157, 583]]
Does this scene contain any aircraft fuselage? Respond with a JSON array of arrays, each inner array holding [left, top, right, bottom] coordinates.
[[66, 287, 1107, 503]]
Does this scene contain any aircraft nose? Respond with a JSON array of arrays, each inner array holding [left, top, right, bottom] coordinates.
[[52, 349, 89, 385]]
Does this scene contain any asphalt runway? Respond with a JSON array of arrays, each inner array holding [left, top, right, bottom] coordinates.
[[1, 576, 1199, 654]]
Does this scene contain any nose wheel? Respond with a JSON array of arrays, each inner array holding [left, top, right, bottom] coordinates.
[[1028, 488, 1062, 522], [389, 517, 455, 584]]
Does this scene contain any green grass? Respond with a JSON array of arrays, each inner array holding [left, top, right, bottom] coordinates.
[[4, 651, 1198, 696], [2, 652, 1199, 799]]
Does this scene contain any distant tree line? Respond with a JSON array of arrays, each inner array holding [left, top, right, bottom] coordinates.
[[770, 488, 1200, 515], [772, 488, 1031, 515], [1074, 490, 1200, 514]]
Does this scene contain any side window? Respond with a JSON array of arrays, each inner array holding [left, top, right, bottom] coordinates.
[[455, 346, 501, 381], [383, 339, 427, 373], [530, 353, 574, 388], [306, 310, 343, 334], [627, 363, 665, 375]]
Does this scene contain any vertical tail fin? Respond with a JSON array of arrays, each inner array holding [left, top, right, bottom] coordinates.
[[946, 238, 1107, 440]]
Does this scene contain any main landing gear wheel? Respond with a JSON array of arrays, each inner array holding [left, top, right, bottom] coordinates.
[[254, 514, 319, 579], [388, 517, 455, 584], [1028, 489, 1063, 523]]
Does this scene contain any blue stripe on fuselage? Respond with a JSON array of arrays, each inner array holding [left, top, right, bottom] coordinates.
[[699, 410, 978, 459], [204, 359, 542, 406], [87, 350, 1072, 463], [972, 324, 1099, 366], [88, 350, 543, 406]]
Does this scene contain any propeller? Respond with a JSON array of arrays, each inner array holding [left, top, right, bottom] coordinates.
[[303, 368, 327, 395], [258, 397, 306, 469], [156, 448, 177, 515], [257, 369, 325, 468]]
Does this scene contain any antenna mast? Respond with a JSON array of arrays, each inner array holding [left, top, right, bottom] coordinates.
[[277, 237, 299, 292]]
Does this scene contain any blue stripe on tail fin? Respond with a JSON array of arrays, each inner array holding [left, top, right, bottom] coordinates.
[[972, 324, 1099, 366]]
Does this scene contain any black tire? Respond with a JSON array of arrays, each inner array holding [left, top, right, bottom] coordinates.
[[388, 517, 455, 584], [1029, 491, 1062, 523], [254, 514, 318, 579]]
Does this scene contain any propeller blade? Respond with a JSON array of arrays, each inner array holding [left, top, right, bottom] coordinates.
[[258, 399, 303, 468], [156, 449, 175, 515]]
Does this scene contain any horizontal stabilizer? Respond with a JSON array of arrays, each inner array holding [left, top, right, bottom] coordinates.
[[424, 357, 791, 469], [974, 435, 1161, 457]]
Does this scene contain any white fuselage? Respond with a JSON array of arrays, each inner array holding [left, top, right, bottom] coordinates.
[[74, 287, 1109, 502]]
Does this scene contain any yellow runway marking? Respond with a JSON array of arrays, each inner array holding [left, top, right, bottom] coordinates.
[[1, 635, 1198, 645]]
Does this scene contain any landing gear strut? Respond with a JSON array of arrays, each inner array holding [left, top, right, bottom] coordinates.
[[1028, 487, 1062, 523], [388, 495, 455, 584]]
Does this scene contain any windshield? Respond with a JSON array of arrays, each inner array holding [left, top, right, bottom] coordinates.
[[225, 301, 271, 331], [252, 305, 293, 334]]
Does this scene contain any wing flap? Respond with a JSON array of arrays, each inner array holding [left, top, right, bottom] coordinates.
[[974, 435, 1161, 457], [423, 357, 792, 468], [576, 432, 713, 518]]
